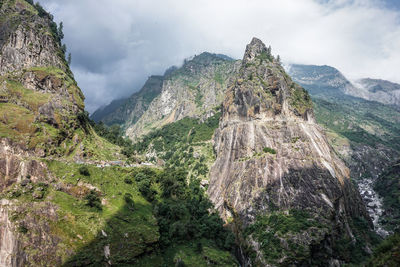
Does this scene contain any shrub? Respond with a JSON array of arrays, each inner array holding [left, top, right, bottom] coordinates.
[[85, 190, 102, 211], [18, 224, 28, 234], [263, 147, 276, 154], [124, 193, 135, 210], [124, 178, 132, 184], [79, 166, 90, 176]]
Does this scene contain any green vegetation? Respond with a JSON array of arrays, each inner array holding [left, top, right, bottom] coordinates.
[[78, 166, 90, 176], [132, 112, 220, 154], [374, 161, 400, 232], [263, 147, 276, 154], [367, 233, 400, 266], [332, 216, 380, 265], [290, 84, 313, 116], [245, 209, 326, 265], [25, 160, 237, 266], [84, 190, 102, 211], [313, 96, 400, 151]]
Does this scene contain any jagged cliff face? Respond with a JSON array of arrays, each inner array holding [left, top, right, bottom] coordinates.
[[0, 3, 65, 75], [209, 38, 371, 265], [125, 53, 240, 140], [0, 1, 124, 266], [0, 0, 85, 152], [91, 75, 163, 127]]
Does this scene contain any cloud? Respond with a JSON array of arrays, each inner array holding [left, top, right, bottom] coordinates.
[[39, 0, 400, 112]]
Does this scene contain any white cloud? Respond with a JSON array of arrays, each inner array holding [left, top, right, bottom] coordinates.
[[39, 0, 400, 112]]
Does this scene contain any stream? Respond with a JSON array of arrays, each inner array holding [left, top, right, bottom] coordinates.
[[357, 178, 389, 237]]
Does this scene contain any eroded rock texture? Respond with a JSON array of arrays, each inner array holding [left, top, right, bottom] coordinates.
[[208, 38, 371, 265]]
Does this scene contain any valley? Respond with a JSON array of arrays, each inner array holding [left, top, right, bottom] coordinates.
[[0, 0, 399, 266]]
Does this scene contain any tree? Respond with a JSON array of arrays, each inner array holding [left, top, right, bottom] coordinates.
[[58, 22, 64, 40], [267, 45, 272, 56], [67, 53, 72, 65], [276, 55, 281, 64], [85, 190, 102, 210], [61, 44, 67, 54]]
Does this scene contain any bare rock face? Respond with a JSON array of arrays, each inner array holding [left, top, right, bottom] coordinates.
[[208, 38, 370, 265], [0, 139, 48, 191], [0, 0, 85, 157], [0, 3, 65, 75]]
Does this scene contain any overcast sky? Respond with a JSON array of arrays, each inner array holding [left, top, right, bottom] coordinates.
[[39, 0, 400, 113]]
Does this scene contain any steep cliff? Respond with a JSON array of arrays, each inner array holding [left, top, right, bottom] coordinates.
[[125, 52, 240, 140], [0, 1, 124, 265], [208, 38, 373, 265]]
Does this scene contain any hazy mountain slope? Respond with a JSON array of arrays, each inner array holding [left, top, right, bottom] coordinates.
[[287, 64, 356, 97], [90, 75, 163, 127], [354, 78, 400, 107], [288, 64, 400, 108], [125, 52, 240, 140], [208, 38, 373, 266]]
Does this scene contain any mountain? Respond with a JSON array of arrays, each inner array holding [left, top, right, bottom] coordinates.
[[286, 64, 356, 97], [207, 37, 373, 265], [1, 1, 398, 265], [288, 63, 400, 178], [91, 52, 239, 140], [90, 75, 163, 127], [288, 64, 400, 239], [0, 3, 239, 266], [288, 64, 400, 108], [354, 78, 400, 107], [0, 1, 156, 265]]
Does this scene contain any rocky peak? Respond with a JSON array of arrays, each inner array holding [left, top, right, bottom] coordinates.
[[221, 38, 313, 124], [208, 38, 371, 265], [242, 37, 268, 64]]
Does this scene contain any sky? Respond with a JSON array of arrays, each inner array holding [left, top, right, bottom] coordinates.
[[38, 0, 400, 113]]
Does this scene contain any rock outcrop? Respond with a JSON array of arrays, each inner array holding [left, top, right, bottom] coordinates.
[[208, 38, 371, 265], [0, 1, 66, 75]]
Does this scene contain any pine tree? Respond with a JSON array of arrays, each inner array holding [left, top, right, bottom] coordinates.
[[67, 53, 72, 65], [267, 45, 272, 56], [58, 22, 64, 40]]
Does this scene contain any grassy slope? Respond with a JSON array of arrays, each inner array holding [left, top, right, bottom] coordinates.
[[313, 95, 400, 152], [131, 112, 221, 181]]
